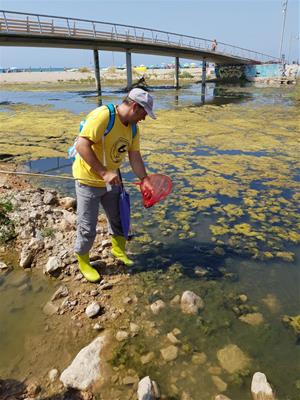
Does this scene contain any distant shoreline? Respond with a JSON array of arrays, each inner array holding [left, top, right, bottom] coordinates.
[[0, 67, 210, 86]]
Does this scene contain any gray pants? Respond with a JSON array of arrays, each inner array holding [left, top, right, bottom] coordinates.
[[74, 182, 123, 255]]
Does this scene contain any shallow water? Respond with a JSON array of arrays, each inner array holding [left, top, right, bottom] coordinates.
[[0, 83, 299, 399]]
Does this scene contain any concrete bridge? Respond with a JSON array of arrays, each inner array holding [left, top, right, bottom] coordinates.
[[0, 10, 280, 92]]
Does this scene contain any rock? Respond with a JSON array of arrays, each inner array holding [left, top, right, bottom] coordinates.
[[215, 395, 232, 400], [85, 302, 101, 318], [172, 328, 181, 336], [167, 332, 181, 344], [239, 313, 264, 326], [181, 392, 193, 400], [101, 239, 111, 248], [59, 197, 76, 210], [130, 322, 140, 336], [43, 192, 57, 205], [28, 237, 44, 251], [192, 352, 207, 365], [251, 372, 275, 400], [19, 248, 34, 268], [123, 375, 139, 385], [93, 323, 104, 331], [48, 368, 59, 382], [211, 375, 227, 392], [217, 344, 251, 374], [160, 345, 178, 362], [238, 294, 248, 303], [43, 301, 59, 316], [99, 282, 113, 290], [170, 294, 181, 306], [194, 266, 208, 277], [208, 366, 222, 375], [51, 285, 69, 301], [141, 352, 155, 365], [44, 256, 61, 274], [116, 330, 129, 342], [26, 380, 41, 397], [60, 336, 105, 390], [0, 261, 9, 271], [150, 299, 166, 315], [262, 294, 281, 313], [137, 376, 155, 400], [180, 291, 204, 314]]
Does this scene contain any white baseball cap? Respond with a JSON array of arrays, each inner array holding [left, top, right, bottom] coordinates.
[[128, 88, 156, 119]]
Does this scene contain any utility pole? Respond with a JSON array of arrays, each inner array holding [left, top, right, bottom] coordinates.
[[279, 0, 288, 61]]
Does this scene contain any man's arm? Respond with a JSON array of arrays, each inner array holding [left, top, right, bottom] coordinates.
[[128, 150, 147, 180], [128, 150, 153, 192], [76, 137, 120, 185]]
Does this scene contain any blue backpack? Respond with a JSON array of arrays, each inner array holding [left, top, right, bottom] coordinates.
[[68, 103, 137, 160]]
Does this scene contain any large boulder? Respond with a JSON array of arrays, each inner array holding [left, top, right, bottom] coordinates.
[[181, 290, 204, 314], [251, 372, 275, 400], [60, 336, 105, 390], [217, 344, 251, 374]]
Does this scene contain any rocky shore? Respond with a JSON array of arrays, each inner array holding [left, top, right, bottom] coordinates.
[[0, 169, 290, 400]]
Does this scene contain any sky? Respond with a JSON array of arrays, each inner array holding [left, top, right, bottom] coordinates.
[[0, 0, 299, 68]]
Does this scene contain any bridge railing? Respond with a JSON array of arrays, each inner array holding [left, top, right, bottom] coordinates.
[[0, 10, 279, 64]]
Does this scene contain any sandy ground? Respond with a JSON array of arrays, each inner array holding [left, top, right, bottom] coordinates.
[[0, 67, 206, 84]]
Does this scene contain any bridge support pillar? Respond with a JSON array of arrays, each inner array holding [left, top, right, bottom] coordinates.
[[201, 60, 207, 86], [126, 51, 132, 89], [93, 49, 102, 105], [175, 57, 180, 89]]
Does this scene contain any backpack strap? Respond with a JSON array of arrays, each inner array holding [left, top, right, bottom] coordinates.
[[104, 103, 116, 136], [131, 123, 137, 139]]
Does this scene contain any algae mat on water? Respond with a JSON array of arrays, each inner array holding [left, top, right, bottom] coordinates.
[[0, 87, 300, 398], [0, 95, 300, 261]]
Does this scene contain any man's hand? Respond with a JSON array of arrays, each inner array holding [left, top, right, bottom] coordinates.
[[102, 170, 121, 185], [140, 176, 154, 199]]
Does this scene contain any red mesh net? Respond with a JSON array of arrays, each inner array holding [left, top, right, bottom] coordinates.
[[138, 174, 173, 208]]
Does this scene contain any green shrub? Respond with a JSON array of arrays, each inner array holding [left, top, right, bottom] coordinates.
[[180, 71, 193, 79], [79, 66, 91, 73]]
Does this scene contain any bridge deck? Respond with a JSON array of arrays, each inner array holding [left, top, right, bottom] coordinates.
[[0, 11, 280, 65]]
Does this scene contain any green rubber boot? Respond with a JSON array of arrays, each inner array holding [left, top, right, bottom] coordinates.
[[76, 253, 101, 283], [111, 235, 134, 267]]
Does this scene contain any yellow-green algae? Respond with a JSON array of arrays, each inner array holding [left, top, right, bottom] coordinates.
[[0, 91, 299, 261]]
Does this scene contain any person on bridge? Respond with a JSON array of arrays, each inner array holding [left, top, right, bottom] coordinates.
[[72, 88, 156, 282], [211, 39, 218, 52]]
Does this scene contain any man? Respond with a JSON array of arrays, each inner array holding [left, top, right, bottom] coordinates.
[[211, 39, 218, 52], [72, 88, 155, 282]]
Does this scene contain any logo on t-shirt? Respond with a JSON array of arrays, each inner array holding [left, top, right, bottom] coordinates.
[[110, 138, 130, 163]]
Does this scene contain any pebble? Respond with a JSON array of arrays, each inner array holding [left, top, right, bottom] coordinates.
[[51, 285, 69, 301], [44, 256, 60, 274], [48, 368, 59, 382], [141, 352, 155, 365], [85, 302, 101, 318], [0, 261, 9, 270], [116, 330, 129, 342], [93, 323, 104, 331], [167, 332, 181, 344], [160, 345, 178, 362], [192, 352, 207, 365], [150, 299, 166, 315]]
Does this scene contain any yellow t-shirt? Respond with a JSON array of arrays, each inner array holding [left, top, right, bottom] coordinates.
[[72, 105, 140, 187]]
